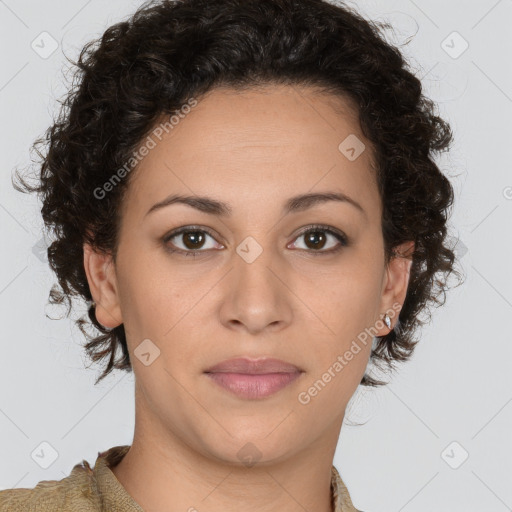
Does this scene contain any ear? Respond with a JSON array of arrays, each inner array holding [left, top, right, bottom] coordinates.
[[83, 242, 123, 329], [375, 240, 415, 335]]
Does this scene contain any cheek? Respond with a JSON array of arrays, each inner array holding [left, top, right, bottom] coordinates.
[[116, 272, 165, 327], [120, 281, 205, 373], [116, 246, 189, 325], [299, 256, 383, 331], [294, 257, 381, 381]]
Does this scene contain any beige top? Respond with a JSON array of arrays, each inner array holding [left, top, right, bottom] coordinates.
[[0, 445, 361, 511]]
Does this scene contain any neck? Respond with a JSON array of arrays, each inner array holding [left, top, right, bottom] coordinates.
[[110, 387, 344, 512]]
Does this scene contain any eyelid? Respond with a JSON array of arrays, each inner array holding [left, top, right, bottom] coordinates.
[[162, 225, 223, 250], [292, 224, 348, 244], [286, 224, 348, 255]]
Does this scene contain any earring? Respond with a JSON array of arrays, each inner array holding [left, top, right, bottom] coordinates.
[[91, 301, 96, 308], [383, 313, 391, 329]]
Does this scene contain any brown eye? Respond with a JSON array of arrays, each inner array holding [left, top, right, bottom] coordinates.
[[289, 225, 348, 255], [163, 226, 222, 257], [181, 230, 206, 250], [303, 230, 328, 250]]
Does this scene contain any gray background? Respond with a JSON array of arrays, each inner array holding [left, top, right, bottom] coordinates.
[[0, 0, 511, 511]]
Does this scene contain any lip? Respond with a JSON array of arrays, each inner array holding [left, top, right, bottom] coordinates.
[[204, 357, 304, 400], [204, 357, 303, 374]]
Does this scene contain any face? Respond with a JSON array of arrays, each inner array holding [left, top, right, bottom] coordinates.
[[84, 84, 413, 465]]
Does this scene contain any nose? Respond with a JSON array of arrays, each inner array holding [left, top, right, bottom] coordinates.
[[218, 244, 293, 336]]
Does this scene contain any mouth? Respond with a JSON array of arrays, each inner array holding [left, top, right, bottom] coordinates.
[[204, 357, 304, 400]]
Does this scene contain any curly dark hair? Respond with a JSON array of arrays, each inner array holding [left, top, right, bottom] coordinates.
[[13, 0, 464, 387]]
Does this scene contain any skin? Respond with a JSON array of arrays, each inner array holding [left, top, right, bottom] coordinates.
[[83, 84, 414, 512]]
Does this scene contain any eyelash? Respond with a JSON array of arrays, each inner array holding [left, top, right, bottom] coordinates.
[[162, 224, 348, 258]]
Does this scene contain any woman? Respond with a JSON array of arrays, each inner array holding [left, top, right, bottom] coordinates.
[[0, 0, 462, 510]]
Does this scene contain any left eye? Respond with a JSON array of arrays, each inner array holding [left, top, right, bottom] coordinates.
[[288, 226, 348, 254]]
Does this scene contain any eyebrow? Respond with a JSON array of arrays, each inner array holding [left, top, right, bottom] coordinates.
[[144, 191, 366, 218]]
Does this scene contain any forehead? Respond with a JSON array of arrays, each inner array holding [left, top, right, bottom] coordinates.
[[123, 84, 380, 223]]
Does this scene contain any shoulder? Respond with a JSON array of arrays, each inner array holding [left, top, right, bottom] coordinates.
[[331, 464, 366, 512], [0, 459, 101, 512]]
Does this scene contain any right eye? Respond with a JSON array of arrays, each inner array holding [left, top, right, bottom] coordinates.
[[162, 226, 224, 257]]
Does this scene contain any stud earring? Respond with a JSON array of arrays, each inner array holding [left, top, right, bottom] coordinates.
[[383, 313, 391, 329]]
